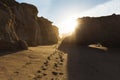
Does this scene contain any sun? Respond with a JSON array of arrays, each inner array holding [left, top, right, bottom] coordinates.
[[59, 18, 78, 37]]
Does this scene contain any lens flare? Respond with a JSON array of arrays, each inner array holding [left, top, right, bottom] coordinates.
[[59, 18, 78, 37]]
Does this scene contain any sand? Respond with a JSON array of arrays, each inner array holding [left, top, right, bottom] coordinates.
[[0, 45, 67, 80], [1, 43, 120, 80], [59, 44, 120, 80]]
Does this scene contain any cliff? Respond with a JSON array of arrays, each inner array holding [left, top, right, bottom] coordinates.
[[61, 14, 120, 47], [0, 0, 28, 50], [38, 17, 59, 45], [0, 0, 59, 50], [13, 2, 59, 46], [13, 3, 42, 46]]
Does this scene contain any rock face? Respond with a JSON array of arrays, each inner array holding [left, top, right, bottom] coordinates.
[[0, 0, 28, 50], [0, 0, 59, 50], [38, 17, 59, 45], [13, 3, 42, 46], [13, 3, 59, 46], [62, 14, 120, 47]]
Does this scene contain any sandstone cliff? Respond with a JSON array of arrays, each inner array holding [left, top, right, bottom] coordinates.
[[38, 17, 58, 45], [0, 0, 28, 50], [0, 0, 59, 50], [13, 2, 59, 46], [61, 14, 120, 47], [13, 3, 42, 46]]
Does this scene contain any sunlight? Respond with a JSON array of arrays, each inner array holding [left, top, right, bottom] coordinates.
[[59, 18, 78, 37]]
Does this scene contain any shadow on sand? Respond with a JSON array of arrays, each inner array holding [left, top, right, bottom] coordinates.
[[0, 50, 25, 56], [59, 43, 120, 80]]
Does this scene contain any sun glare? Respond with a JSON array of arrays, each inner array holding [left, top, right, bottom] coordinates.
[[59, 18, 78, 37]]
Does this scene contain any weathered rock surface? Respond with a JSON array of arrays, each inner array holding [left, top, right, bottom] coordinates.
[[62, 14, 120, 47], [13, 2, 59, 46], [0, 0, 28, 50], [13, 3, 58, 46], [13, 3, 42, 46], [0, 0, 59, 50], [38, 17, 59, 45]]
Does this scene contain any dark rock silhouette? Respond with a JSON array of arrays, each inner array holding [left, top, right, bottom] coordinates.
[[62, 14, 120, 47], [0, 0, 59, 50]]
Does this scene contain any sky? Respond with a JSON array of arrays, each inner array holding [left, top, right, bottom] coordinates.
[[16, 0, 120, 34]]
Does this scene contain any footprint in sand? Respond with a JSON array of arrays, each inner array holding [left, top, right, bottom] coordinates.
[[47, 56, 51, 60], [37, 70, 41, 73], [34, 50, 65, 80], [43, 61, 49, 66], [34, 75, 42, 79], [59, 72, 64, 75], [52, 71, 58, 76], [54, 63, 59, 68], [41, 66, 47, 70], [14, 71, 19, 75]]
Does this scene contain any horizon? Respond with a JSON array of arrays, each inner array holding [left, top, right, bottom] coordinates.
[[16, 0, 120, 35]]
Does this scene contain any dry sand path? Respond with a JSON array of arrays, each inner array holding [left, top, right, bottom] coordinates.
[[0, 45, 67, 80], [1, 42, 120, 80]]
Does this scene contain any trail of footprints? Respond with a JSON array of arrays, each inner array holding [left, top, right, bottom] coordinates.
[[33, 50, 65, 80]]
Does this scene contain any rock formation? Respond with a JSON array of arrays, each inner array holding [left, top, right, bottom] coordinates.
[[61, 14, 120, 47], [0, 0, 28, 50], [13, 3, 42, 46], [0, 0, 59, 50], [13, 3, 59, 46], [38, 17, 59, 45]]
